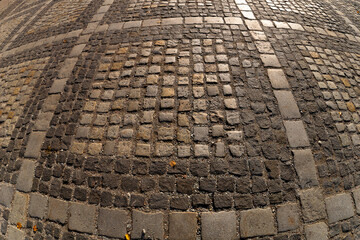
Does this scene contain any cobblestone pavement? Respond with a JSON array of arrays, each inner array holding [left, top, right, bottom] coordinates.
[[0, 0, 360, 239]]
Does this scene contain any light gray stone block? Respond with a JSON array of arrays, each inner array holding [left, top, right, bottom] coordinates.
[[283, 120, 310, 148], [201, 211, 238, 240], [24, 132, 46, 158], [267, 69, 289, 89], [28, 193, 48, 219], [58, 58, 77, 78], [16, 159, 36, 192], [98, 208, 128, 238], [69, 203, 96, 233], [0, 183, 14, 208], [298, 188, 326, 222], [325, 193, 354, 223], [277, 203, 300, 232], [240, 208, 276, 238], [244, 20, 262, 30], [274, 90, 301, 119], [48, 198, 68, 224], [9, 192, 28, 225], [169, 212, 197, 240], [260, 54, 281, 67], [7, 226, 25, 240], [305, 222, 328, 240], [132, 210, 164, 239], [292, 149, 319, 188], [353, 187, 360, 214]]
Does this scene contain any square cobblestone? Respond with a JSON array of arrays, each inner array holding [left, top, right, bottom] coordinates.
[[276, 203, 300, 232], [69, 202, 96, 233], [240, 208, 276, 238], [98, 208, 128, 238], [325, 193, 354, 223], [201, 211, 237, 240], [132, 210, 164, 239], [298, 188, 326, 222], [169, 212, 197, 240]]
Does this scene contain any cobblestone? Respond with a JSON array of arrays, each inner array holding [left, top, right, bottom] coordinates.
[[201, 211, 237, 240]]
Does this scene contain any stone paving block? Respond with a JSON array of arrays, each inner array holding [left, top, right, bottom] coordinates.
[[9, 192, 28, 225], [69, 203, 96, 233], [0, 183, 14, 208], [260, 54, 281, 67], [283, 120, 310, 148], [16, 159, 36, 192], [353, 187, 360, 214], [288, 22, 304, 31], [276, 203, 300, 232], [260, 19, 274, 27], [42, 94, 60, 112], [28, 193, 48, 219], [205, 17, 224, 24], [240, 208, 276, 238], [24, 132, 46, 158], [162, 17, 183, 25], [274, 21, 290, 29], [48, 198, 68, 224], [58, 58, 77, 78], [201, 211, 237, 240], [98, 208, 128, 238], [132, 210, 164, 240], [274, 90, 301, 119], [298, 188, 326, 222], [185, 17, 203, 24], [108, 22, 124, 31], [325, 193, 354, 223], [267, 69, 290, 89], [224, 17, 243, 25], [244, 20, 262, 30], [123, 20, 142, 29], [7, 226, 25, 240], [305, 222, 328, 240], [242, 11, 256, 20], [49, 79, 67, 94], [169, 212, 197, 240], [69, 44, 86, 57], [292, 149, 319, 188], [143, 19, 161, 27]]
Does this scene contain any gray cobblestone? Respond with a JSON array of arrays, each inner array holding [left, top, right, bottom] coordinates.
[[299, 188, 326, 222], [28, 193, 48, 219], [0, 183, 14, 208], [240, 208, 276, 238], [169, 212, 197, 240], [98, 208, 128, 238], [292, 149, 319, 188], [274, 90, 301, 119], [325, 193, 355, 223], [201, 211, 237, 240], [69, 202, 96, 233], [16, 159, 36, 192], [132, 210, 164, 240], [276, 203, 300, 232], [283, 121, 310, 148], [305, 222, 328, 240], [24, 132, 46, 158], [48, 198, 68, 224]]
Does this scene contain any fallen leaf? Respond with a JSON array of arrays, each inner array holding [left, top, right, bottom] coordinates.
[[125, 233, 131, 240], [169, 161, 176, 167], [33, 225, 37, 232], [16, 222, 22, 229]]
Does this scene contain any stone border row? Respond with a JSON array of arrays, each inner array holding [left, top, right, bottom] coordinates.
[[1, 15, 360, 62]]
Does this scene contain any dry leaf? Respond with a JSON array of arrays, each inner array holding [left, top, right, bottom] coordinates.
[[169, 161, 176, 167], [33, 225, 37, 232], [125, 233, 131, 240], [16, 222, 22, 229]]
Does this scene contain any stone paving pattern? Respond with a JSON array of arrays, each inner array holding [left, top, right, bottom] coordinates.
[[0, 0, 359, 239]]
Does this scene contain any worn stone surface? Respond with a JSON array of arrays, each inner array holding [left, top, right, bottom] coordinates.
[[132, 210, 164, 240], [201, 211, 238, 240], [274, 90, 301, 119], [169, 212, 197, 240], [353, 188, 360, 214], [240, 208, 276, 238], [325, 193, 354, 223], [283, 121, 310, 148], [298, 188, 327, 222], [0, 183, 14, 208], [69, 203, 96, 233], [276, 203, 300, 232], [292, 149, 319, 188], [98, 208, 128, 238], [28, 193, 48, 219], [9, 192, 28, 225], [16, 159, 36, 192], [305, 222, 328, 240], [48, 198, 68, 224], [24, 132, 46, 158]]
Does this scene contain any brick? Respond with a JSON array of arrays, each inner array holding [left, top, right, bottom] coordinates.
[[298, 188, 326, 222], [16, 159, 36, 192], [283, 120, 310, 148], [325, 193, 354, 223], [260, 54, 281, 67], [69, 203, 96, 233], [132, 210, 164, 239], [9, 192, 28, 225], [169, 212, 197, 240], [353, 187, 360, 214], [305, 222, 328, 240], [201, 211, 237, 240], [28, 193, 48, 219], [98, 208, 128, 238], [274, 91, 301, 119], [240, 208, 276, 237], [48, 198, 68, 224], [276, 203, 300, 232], [24, 132, 46, 158], [292, 149, 319, 188], [0, 183, 14, 208]]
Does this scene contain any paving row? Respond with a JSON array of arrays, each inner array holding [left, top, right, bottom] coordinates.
[[0, 0, 359, 239]]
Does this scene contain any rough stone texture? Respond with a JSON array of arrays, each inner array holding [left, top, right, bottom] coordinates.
[[240, 208, 276, 238], [298, 188, 327, 222], [9, 192, 28, 225], [132, 210, 164, 240], [69, 203, 96, 233], [267, 69, 290, 89], [28, 193, 48, 219], [201, 211, 238, 240], [325, 193, 354, 223], [292, 149, 319, 188], [98, 208, 128, 238], [273, 90, 301, 119], [353, 188, 360, 214], [283, 121, 310, 148], [0, 183, 14, 208], [169, 212, 197, 240], [48, 198, 68, 224], [7, 226, 25, 240], [24, 132, 46, 158], [16, 159, 36, 192], [305, 222, 328, 240], [276, 203, 300, 232]]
